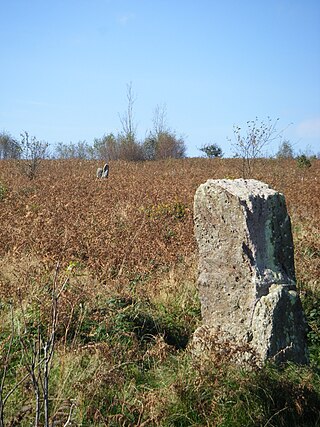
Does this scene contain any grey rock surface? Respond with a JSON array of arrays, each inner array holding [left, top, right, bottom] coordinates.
[[193, 178, 308, 364]]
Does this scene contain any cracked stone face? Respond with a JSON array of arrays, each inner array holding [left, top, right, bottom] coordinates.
[[193, 178, 308, 364]]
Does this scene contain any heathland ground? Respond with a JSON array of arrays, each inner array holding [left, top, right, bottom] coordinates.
[[0, 158, 319, 426]]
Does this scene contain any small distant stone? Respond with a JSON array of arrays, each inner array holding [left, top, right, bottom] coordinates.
[[97, 163, 109, 179]]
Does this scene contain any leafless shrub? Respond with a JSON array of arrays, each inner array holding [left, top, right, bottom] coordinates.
[[19, 131, 48, 179]]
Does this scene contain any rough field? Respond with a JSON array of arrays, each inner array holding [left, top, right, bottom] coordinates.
[[0, 158, 319, 426]]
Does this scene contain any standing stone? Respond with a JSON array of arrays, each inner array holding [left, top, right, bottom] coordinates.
[[193, 179, 308, 364], [96, 167, 103, 178]]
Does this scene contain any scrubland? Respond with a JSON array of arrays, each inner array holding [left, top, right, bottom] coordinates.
[[0, 158, 319, 426]]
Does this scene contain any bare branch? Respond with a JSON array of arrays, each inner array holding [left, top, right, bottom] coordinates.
[[119, 82, 137, 141]]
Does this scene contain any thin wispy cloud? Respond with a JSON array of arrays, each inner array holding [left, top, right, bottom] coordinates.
[[297, 117, 320, 139], [117, 13, 135, 26], [16, 100, 58, 109]]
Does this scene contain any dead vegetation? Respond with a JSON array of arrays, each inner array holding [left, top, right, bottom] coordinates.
[[0, 158, 319, 425]]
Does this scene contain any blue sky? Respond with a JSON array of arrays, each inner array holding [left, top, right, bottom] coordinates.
[[1, 0, 319, 157]]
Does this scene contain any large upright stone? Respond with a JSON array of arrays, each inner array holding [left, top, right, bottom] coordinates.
[[194, 179, 308, 364]]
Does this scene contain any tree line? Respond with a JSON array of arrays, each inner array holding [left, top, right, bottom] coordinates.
[[54, 84, 188, 161], [0, 84, 189, 162], [1, 83, 317, 169], [0, 129, 187, 162]]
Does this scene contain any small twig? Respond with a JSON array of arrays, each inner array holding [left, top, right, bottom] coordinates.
[[70, 304, 85, 350], [63, 402, 76, 427], [3, 358, 45, 406], [1, 304, 14, 392], [271, 342, 293, 362], [264, 406, 288, 427], [0, 304, 15, 427], [44, 262, 69, 427]]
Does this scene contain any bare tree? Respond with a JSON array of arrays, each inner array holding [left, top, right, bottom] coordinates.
[[0, 131, 21, 159], [276, 140, 294, 159], [0, 264, 71, 426], [119, 82, 137, 144], [230, 117, 285, 178], [55, 141, 93, 160], [143, 104, 168, 161], [117, 83, 145, 161], [143, 104, 186, 160], [93, 133, 118, 160], [152, 103, 168, 138], [19, 131, 48, 179], [155, 131, 186, 159]]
